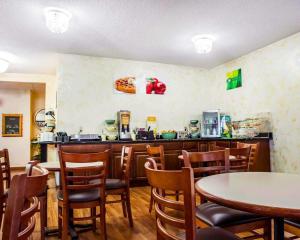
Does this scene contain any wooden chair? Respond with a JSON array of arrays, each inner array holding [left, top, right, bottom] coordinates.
[[208, 145, 251, 172], [0, 157, 5, 228], [146, 145, 165, 213], [105, 146, 133, 227], [144, 158, 239, 240], [0, 149, 10, 221], [228, 147, 251, 172], [237, 142, 260, 171], [58, 149, 109, 240], [146, 145, 180, 213], [2, 165, 49, 240], [182, 149, 230, 182], [182, 150, 271, 240], [0, 149, 11, 189], [25, 161, 48, 240], [284, 219, 300, 239], [146, 145, 166, 170]]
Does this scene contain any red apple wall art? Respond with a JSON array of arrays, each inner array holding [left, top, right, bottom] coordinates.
[[146, 78, 167, 95]]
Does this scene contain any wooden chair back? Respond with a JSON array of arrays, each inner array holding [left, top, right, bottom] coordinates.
[[0, 149, 11, 188], [58, 150, 110, 204], [182, 149, 230, 181], [228, 147, 251, 172], [145, 158, 196, 240], [237, 142, 260, 170], [0, 158, 4, 228], [2, 166, 48, 240], [146, 145, 165, 170], [59, 144, 109, 153], [120, 146, 133, 184]]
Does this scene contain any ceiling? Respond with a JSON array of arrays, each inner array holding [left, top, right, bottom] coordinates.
[[0, 0, 300, 74]]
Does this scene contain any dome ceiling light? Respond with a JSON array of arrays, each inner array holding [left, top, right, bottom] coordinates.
[[192, 34, 215, 54], [44, 7, 72, 33], [0, 58, 10, 73]]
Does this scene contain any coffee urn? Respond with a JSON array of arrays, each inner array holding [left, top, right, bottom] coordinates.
[[118, 110, 131, 140]]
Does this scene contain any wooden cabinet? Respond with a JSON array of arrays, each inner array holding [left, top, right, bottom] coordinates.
[[57, 138, 271, 185]]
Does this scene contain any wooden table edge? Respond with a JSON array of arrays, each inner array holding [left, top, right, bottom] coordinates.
[[195, 181, 300, 219]]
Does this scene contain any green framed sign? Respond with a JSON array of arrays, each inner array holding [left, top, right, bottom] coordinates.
[[226, 68, 242, 90]]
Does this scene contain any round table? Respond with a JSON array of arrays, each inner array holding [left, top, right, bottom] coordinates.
[[195, 172, 300, 240], [178, 154, 236, 161]]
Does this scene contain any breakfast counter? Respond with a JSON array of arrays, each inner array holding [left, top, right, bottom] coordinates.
[[33, 135, 272, 185]]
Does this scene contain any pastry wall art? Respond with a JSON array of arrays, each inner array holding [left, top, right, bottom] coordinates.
[[114, 76, 136, 94], [146, 77, 167, 95]]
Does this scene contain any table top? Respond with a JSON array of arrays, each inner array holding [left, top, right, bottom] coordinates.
[[178, 154, 236, 160], [195, 172, 300, 219], [39, 161, 102, 171]]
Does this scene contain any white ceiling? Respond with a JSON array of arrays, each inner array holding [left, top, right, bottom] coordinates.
[[0, 0, 300, 74]]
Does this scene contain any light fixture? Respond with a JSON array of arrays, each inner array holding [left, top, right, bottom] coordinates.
[[44, 7, 72, 33], [0, 58, 9, 73], [192, 35, 215, 54]]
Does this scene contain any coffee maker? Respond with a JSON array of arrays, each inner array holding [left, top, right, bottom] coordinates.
[[118, 110, 131, 140]]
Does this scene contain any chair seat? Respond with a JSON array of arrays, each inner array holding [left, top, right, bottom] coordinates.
[[229, 156, 247, 161], [57, 189, 100, 203], [196, 202, 267, 227], [178, 226, 240, 240], [285, 218, 300, 228], [106, 179, 126, 190]]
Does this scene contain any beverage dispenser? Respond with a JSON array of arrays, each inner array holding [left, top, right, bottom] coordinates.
[[118, 110, 131, 140]]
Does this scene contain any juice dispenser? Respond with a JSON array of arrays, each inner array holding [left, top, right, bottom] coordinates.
[[202, 110, 221, 138], [118, 110, 131, 140]]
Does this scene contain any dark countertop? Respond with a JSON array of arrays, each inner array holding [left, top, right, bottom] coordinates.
[[32, 133, 272, 145]]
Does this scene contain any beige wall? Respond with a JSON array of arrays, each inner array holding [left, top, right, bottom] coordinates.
[[57, 55, 206, 134], [0, 73, 56, 110], [0, 74, 57, 163], [206, 32, 300, 173], [30, 87, 46, 140], [0, 89, 31, 167]]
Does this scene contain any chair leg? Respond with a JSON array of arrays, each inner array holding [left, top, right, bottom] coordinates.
[[91, 207, 97, 232], [58, 206, 62, 239], [121, 193, 127, 218], [62, 206, 69, 240], [157, 230, 164, 240], [125, 190, 133, 227], [263, 219, 272, 240], [149, 186, 153, 213], [39, 196, 47, 240], [100, 202, 107, 240], [175, 191, 179, 201]]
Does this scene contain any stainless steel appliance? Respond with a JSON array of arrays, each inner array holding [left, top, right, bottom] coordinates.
[[202, 110, 221, 138], [118, 110, 131, 140]]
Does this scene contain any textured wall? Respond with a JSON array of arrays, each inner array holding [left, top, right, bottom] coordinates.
[[206, 33, 300, 172], [57, 55, 206, 134], [0, 89, 31, 167], [56, 32, 300, 172]]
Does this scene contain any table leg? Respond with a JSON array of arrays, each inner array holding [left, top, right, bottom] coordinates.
[[274, 217, 284, 240], [40, 144, 48, 163]]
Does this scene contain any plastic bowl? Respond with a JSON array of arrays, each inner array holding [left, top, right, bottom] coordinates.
[[161, 132, 177, 139], [105, 120, 115, 125]]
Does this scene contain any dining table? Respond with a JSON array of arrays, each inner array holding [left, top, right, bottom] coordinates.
[[195, 172, 300, 240]]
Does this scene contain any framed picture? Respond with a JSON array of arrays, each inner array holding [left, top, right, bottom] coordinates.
[[226, 68, 242, 90], [2, 114, 23, 137]]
